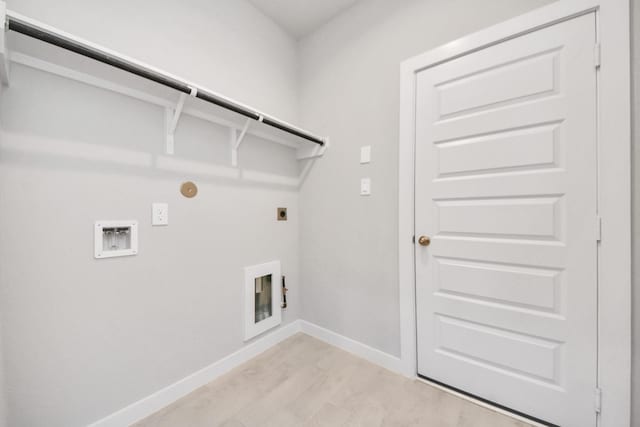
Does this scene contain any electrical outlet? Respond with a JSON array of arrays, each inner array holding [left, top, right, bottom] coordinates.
[[360, 178, 371, 196], [152, 203, 169, 226]]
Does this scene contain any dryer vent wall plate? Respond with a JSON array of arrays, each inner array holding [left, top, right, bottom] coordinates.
[[95, 221, 138, 259], [181, 181, 198, 198]]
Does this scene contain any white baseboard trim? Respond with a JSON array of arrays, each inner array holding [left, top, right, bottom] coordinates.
[[299, 320, 403, 374], [83, 318, 563, 427], [88, 320, 404, 427], [88, 320, 302, 427]]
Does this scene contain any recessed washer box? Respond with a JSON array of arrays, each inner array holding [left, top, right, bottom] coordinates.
[[94, 221, 138, 259]]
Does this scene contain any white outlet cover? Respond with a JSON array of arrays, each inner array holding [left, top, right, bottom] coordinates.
[[360, 146, 371, 164], [152, 203, 169, 226], [360, 178, 371, 196]]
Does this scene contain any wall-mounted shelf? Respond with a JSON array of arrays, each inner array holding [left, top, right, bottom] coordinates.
[[0, 5, 329, 165]]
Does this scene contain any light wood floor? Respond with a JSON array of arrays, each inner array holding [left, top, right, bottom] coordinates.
[[134, 333, 534, 427]]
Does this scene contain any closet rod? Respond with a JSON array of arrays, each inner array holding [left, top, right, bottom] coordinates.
[[6, 17, 326, 147]]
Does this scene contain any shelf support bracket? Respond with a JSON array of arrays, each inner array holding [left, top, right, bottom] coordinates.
[[230, 118, 252, 167], [297, 137, 329, 161], [165, 86, 197, 154], [0, 2, 10, 87]]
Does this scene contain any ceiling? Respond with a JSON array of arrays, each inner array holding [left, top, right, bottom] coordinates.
[[247, 0, 360, 39]]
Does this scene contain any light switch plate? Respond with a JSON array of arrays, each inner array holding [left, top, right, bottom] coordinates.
[[152, 203, 169, 226], [360, 178, 371, 196], [360, 146, 371, 164]]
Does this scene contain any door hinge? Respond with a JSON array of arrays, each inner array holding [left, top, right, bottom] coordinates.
[[595, 387, 602, 413], [596, 216, 602, 242], [594, 43, 601, 69]]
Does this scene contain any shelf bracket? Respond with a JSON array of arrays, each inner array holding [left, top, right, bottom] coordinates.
[[297, 137, 329, 161], [0, 2, 10, 87], [165, 86, 197, 154], [229, 118, 252, 167]]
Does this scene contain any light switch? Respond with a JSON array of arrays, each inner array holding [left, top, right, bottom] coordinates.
[[360, 178, 371, 196], [360, 146, 371, 164], [152, 203, 169, 226]]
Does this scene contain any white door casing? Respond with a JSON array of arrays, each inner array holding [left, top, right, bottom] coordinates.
[[414, 14, 597, 427]]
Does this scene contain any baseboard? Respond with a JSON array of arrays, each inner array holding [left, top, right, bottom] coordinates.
[[88, 320, 302, 427], [299, 320, 403, 374], [88, 319, 403, 427]]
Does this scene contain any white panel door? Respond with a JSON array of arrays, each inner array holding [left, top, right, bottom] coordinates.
[[415, 14, 597, 427]]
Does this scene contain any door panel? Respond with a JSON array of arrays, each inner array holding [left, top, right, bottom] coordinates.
[[436, 124, 558, 177], [415, 14, 597, 427]]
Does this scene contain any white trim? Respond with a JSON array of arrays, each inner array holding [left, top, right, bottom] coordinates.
[[88, 320, 302, 427], [591, 1, 632, 424], [299, 320, 403, 374], [87, 319, 554, 427], [398, 50, 417, 379], [398, 1, 631, 426]]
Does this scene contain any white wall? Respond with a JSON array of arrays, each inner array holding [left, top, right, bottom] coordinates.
[[0, 1, 301, 426], [297, 0, 554, 356], [1, 0, 635, 425]]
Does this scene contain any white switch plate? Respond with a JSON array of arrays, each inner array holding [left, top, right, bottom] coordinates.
[[152, 203, 169, 226], [360, 146, 371, 164], [360, 178, 371, 196]]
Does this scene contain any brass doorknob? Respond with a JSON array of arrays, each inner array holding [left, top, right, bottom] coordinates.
[[418, 236, 431, 246]]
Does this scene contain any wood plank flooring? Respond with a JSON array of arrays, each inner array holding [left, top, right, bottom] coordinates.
[[134, 333, 535, 427]]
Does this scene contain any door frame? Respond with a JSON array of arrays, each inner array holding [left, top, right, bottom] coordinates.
[[398, 1, 631, 426]]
